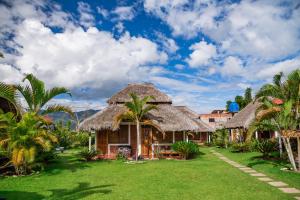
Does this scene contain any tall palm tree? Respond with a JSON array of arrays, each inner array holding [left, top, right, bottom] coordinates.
[[255, 69, 300, 171], [113, 93, 161, 160], [15, 74, 74, 117]]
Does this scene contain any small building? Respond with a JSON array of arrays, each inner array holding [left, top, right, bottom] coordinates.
[[79, 83, 212, 158], [224, 101, 276, 142], [199, 110, 232, 130]]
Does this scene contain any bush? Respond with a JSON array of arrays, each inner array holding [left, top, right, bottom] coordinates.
[[172, 141, 199, 159], [251, 139, 278, 158], [231, 142, 250, 153], [78, 148, 99, 161]]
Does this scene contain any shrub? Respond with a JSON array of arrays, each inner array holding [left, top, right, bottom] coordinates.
[[78, 148, 99, 161], [231, 142, 250, 153], [172, 141, 199, 159], [251, 139, 278, 158]]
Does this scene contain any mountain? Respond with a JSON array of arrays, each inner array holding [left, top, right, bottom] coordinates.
[[48, 109, 99, 129]]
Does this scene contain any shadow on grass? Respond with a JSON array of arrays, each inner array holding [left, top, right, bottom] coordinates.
[[0, 182, 114, 200], [246, 155, 289, 168]]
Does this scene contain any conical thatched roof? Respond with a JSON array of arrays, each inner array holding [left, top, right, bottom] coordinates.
[[79, 104, 202, 132], [107, 83, 172, 104], [225, 101, 261, 129], [175, 106, 214, 132]]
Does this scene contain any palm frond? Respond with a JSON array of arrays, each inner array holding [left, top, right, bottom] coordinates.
[[41, 87, 71, 108], [41, 105, 74, 117]]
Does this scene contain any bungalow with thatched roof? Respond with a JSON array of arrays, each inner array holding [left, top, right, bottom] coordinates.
[[224, 101, 276, 141], [79, 83, 212, 159]]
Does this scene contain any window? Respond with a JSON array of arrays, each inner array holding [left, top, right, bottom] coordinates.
[[209, 118, 215, 122], [108, 125, 128, 144]]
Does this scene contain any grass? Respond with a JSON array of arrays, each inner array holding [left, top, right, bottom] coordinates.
[[0, 147, 297, 200], [214, 147, 300, 189]]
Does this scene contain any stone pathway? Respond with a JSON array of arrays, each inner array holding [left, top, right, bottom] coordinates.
[[211, 150, 300, 199]]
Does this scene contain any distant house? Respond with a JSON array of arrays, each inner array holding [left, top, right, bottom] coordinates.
[[199, 110, 232, 130], [224, 101, 276, 142], [79, 83, 212, 159]]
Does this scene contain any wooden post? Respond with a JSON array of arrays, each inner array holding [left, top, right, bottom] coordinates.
[[275, 131, 282, 157], [88, 134, 92, 152], [172, 131, 175, 143], [94, 131, 97, 151], [208, 133, 211, 143], [255, 131, 258, 139]]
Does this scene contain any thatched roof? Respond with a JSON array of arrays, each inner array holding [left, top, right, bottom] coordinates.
[[80, 104, 206, 132], [107, 83, 172, 104], [225, 101, 261, 129], [175, 106, 214, 132]]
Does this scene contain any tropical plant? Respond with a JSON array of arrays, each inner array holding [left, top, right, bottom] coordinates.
[[0, 112, 57, 175], [212, 129, 229, 148], [255, 69, 300, 171], [172, 141, 199, 159], [251, 139, 278, 158], [15, 74, 73, 117], [230, 142, 250, 153], [78, 148, 98, 161], [53, 120, 73, 148], [113, 92, 160, 161], [0, 82, 20, 115]]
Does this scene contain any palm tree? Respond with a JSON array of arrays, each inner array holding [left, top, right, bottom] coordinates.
[[113, 93, 161, 161], [255, 69, 300, 171], [0, 112, 57, 175], [15, 74, 74, 117]]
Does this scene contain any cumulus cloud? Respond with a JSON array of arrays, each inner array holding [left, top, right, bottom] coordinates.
[[186, 40, 217, 68], [155, 32, 179, 54]]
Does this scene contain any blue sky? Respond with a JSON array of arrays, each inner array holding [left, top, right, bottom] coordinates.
[[0, 0, 300, 113]]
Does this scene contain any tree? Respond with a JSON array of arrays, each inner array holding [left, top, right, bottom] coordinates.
[[0, 82, 20, 115], [0, 112, 57, 175], [255, 69, 300, 171], [226, 100, 232, 111], [244, 87, 252, 105], [113, 93, 161, 161], [235, 95, 245, 109], [15, 74, 74, 117]]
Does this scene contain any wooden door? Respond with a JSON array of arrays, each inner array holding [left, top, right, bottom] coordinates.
[[142, 127, 152, 157]]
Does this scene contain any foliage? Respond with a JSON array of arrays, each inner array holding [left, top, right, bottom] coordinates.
[[251, 139, 278, 158], [53, 120, 73, 148], [212, 129, 229, 148], [172, 141, 199, 159], [226, 87, 253, 110], [0, 82, 20, 115], [70, 131, 90, 148], [15, 74, 73, 117], [230, 142, 250, 153], [0, 112, 57, 175], [255, 69, 300, 171], [78, 148, 98, 161]]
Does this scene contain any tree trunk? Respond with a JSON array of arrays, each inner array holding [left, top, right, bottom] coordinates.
[[297, 137, 300, 171], [282, 137, 297, 171], [136, 120, 141, 161]]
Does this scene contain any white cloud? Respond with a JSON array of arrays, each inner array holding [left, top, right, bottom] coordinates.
[[155, 32, 179, 54], [186, 41, 217, 68], [0, 64, 23, 83], [257, 57, 300, 79], [77, 2, 95, 28], [144, 0, 220, 38], [112, 6, 135, 21], [220, 56, 244, 76], [3, 16, 167, 98], [174, 64, 185, 70], [96, 6, 109, 19]]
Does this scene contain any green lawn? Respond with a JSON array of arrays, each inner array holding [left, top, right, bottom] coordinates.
[[214, 147, 300, 189], [0, 147, 298, 200]]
